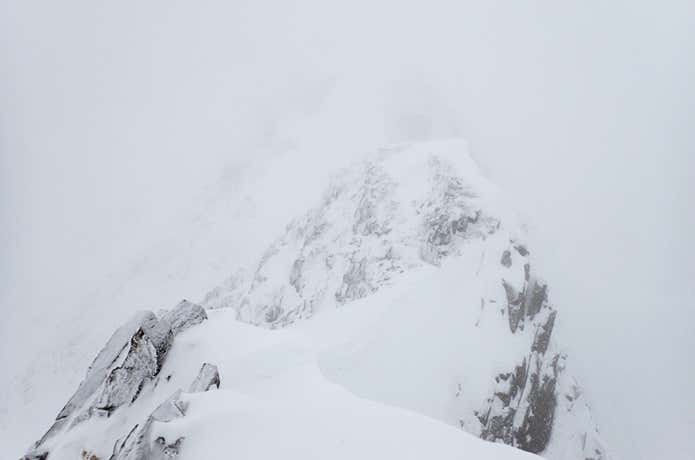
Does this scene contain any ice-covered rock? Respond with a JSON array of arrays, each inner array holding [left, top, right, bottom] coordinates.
[[24, 301, 208, 459], [188, 363, 220, 393], [110, 391, 187, 460], [161, 300, 207, 336], [112, 363, 219, 460]]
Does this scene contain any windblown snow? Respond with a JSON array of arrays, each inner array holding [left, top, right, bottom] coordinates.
[[15, 140, 607, 460]]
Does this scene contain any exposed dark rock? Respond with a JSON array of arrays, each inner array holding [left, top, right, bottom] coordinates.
[[480, 351, 559, 455], [524, 280, 548, 319], [56, 312, 161, 421], [532, 311, 557, 354], [500, 250, 512, 268], [502, 280, 525, 333], [188, 363, 221, 393], [95, 315, 174, 415], [96, 329, 160, 414], [514, 244, 529, 257], [481, 266, 561, 456], [111, 391, 187, 460], [516, 356, 559, 453]]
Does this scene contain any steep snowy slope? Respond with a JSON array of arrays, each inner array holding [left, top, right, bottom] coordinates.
[[20, 140, 607, 459]]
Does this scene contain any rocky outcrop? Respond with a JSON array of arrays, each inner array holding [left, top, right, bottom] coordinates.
[[110, 390, 187, 460], [23, 300, 208, 460], [477, 248, 606, 459], [188, 363, 220, 393], [161, 300, 208, 335], [95, 325, 171, 415], [111, 363, 221, 460]]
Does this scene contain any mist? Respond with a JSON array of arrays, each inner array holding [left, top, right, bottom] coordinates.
[[1, 1, 693, 458]]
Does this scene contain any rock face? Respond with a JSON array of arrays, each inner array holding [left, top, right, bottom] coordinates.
[[23, 300, 208, 460], [201, 141, 607, 459]]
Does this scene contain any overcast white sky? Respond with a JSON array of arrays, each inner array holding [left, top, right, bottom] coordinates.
[[1, 1, 694, 459]]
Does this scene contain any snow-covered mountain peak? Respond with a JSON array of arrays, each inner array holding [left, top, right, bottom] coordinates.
[[22, 140, 607, 460], [198, 140, 608, 459], [203, 140, 521, 325]]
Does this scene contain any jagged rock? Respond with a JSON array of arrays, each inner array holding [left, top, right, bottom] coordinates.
[[515, 355, 560, 453], [28, 312, 170, 453], [188, 363, 220, 393], [161, 300, 207, 335], [524, 279, 548, 319], [532, 311, 557, 354], [500, 250, 512, 268], [502, 280, 525, 333], [95, 328, 161, 414], [476, 252, 571, 456], [56, 312, 161, 421], [26, 301, 209, 459], [111, 391, 187, 460], [95, 316, 173, 415]]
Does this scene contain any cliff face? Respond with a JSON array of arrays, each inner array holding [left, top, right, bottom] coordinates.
[[23, 140, 607, 460]]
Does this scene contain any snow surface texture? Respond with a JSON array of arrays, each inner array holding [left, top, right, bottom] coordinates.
[[20, 140, 606, 459]]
